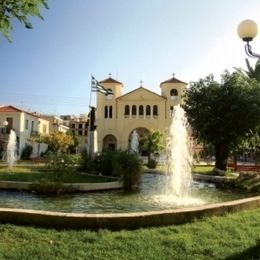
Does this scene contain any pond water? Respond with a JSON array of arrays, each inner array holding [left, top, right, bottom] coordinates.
[[0, 174, 249, 213]]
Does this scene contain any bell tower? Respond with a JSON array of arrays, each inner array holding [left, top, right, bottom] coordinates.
[[160, 74, 187, 118]]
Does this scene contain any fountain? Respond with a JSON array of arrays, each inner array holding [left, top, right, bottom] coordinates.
[[153, 104, 204, 207], [6, 130, 17, 169], [165, 105, 193, 196], [130, 130, 139, 154], [0, 111, 257, 230]]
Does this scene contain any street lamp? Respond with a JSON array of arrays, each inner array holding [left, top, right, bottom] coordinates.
[[237, 19, 260, 58]]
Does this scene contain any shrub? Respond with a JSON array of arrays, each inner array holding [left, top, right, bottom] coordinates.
[[79, 150, 95, 173], [46, 152, 76, 181], [21, 144, 33, 160], [79, 150, 143, 189], [147, 158, 157, 169], [114, 150, 143, 190], [30, 180, 74, 194]]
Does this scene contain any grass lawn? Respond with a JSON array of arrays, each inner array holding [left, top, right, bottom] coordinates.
[[0, 166, 114, 183], [0, 208, 259, 259], [192, 165, 215, 175]]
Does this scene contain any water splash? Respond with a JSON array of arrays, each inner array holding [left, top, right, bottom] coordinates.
[[165, 105, 193, 197], [7, 130, 17, 169], [130, 130, 139, 154]]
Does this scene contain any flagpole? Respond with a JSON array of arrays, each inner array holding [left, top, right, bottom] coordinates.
[[87, 76, 93, 156]]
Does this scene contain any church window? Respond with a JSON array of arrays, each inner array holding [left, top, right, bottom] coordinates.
[[125, 105, 130, 115], [104, 106, 108, 118], [170, 89, 178, 99], [139, 105, 144, 116], [146, 105, 151, 116], [153, 105, 158, 116], [109, 106, 113, 118], [132, 105, 137, 116]]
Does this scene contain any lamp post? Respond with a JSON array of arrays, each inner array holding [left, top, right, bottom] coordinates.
[[237, 19, 260, 58]]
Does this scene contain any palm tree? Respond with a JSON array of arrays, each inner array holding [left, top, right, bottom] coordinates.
[[234, 58, 260, 82], [234, 58, 260, 166]]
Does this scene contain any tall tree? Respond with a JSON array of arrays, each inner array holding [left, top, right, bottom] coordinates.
[[183, 71, 260, 172], [141, 130, 164, 168], [0, 0, 48, 41]]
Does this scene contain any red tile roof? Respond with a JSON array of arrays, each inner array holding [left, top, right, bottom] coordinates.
[[0, 105, 41, 118]]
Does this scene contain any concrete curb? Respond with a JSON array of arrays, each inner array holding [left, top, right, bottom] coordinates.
[[0, 181, 123, 192], [193, 174, 237, 183], [0, 196, 259, 230]]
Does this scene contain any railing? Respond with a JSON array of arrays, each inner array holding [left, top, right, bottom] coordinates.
[[228, 163, 260, 173]]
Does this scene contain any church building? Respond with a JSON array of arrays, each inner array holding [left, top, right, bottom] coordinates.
[[94, 75, 187, 152]]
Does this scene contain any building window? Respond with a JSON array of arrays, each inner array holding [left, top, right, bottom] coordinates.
[[139, 105, 144, 116], [170, 89, 178, 100], [25, 119, 29, 130], [153, 105, 158, 116], [132, 105, 137, 116], [31, 121, 34, 131], [125, 105, 130, 116], [109, 106, 113, 118], [79, 123, 82, 129], [71, 123, 75, 128], [79, 130, 82, 136], [146, 105, 151, 116], [43, 124, 47, 134], [170, 106, 174, 116], [104, 106, 108, 118]]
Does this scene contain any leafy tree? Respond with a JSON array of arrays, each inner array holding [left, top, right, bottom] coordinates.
[[0, 0, 48, 41], [234, 59, 260, 165], [31, 131, 75, 153], [141, 130, 164, 168], [183, 71, 260, 172], [67, 131, 79, 153]]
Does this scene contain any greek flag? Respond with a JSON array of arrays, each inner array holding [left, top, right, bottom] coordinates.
[[91, 76, 113, 95]]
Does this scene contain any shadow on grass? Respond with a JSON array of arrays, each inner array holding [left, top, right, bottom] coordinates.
[[225, 242, 260, 260]]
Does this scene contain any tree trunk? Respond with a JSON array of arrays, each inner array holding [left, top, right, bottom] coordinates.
[[214, 143, 229, 172]]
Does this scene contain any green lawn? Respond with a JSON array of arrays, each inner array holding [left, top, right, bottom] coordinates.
[[0, 166, 114, 183], [0, 208, 259, 259], [192, 165, 214, 174]]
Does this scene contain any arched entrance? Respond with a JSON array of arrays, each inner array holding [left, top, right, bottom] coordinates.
[[128, 127, 149, 155], [103, 135, 117, 151]]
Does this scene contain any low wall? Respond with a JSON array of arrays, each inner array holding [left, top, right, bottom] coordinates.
[[0, 196, 259, 230], [0, 181, 122, 192], [193, 174, 236, 183]]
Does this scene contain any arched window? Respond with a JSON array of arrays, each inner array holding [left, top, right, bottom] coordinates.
[[139, 105, 144, 116], [153, 105, 158, 116], [146, 105, 151, 116], [132, 105, 137, 116], [109, 106, 112, 118], [170, 89, 178, 99], [125, 105, 130, 116], [104, 106, 108, 118]]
